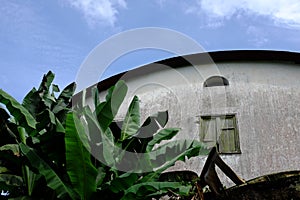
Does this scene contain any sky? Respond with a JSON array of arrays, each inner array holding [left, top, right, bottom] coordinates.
[[1, 0, 300, 101]]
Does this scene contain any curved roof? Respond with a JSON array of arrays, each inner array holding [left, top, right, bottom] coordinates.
[[95, 50, 300, 92], [72, 50, 300, 100]]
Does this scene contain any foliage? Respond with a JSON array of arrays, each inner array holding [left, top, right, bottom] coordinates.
[[0, 71, 75, 198], [65, 113, 97, 199], [0, 71, 207, 199], [76, 81, 207, 200]]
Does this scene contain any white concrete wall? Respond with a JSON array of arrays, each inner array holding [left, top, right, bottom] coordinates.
[[97, 61, 300, 186]]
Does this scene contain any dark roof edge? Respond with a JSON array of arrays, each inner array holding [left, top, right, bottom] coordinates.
[[73, 50, 300, 99], [157, 50, 300, 67], [207, 50, 300, 63]]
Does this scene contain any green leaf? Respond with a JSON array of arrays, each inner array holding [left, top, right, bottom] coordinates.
[[0, 174, 23, 187], [92, 86, 100, 108], [136, 115, 162, 140], [55, 118, 65, 133], [36, 109, 56, 131], [81, 106, 102, 148], [146, 128, 180, 152], [83, 106, 116, 168], [57, 82, 76, 103], [22, 88, 43, 119], [0, 145, 21, 168], [152, 111, 168, 128], [0, 167, 9, 173], [96, 166, 106, 187], [109, 172, 139, 193], [140, 140, 207, 183], [65, 113, 98, 200], [22, 165, 39, 196], [94, 102, 105, 118], [103, 128, 117, 166], [52, 84, 60, 93], [96, 80, 128, 132], [120, 96, 140, 141], [19, 143, 78, 199], [150, 140, 201, 169], [0, 144, 20, 156], [122, 114, 164, 153], [52, 82, 75, 116], [0, 89, 36, 131], [41, 92, 56, 109], [121, 182, 184, 200], [81, 106, 103, 151], [38, 71, 55, 92]]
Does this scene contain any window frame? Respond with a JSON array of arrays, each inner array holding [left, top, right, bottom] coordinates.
[[200, 114, 241, 154], [203, 76, 229, 87]]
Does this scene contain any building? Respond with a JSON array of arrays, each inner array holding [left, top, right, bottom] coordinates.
[[85, 50, 300, 185]]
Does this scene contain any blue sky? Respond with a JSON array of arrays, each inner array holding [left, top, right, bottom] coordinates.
[[1, 0, 300, 101]]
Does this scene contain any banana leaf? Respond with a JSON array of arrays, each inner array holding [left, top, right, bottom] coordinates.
[[22, 88, 41, 118], [122, 181, 191, 200], [0, 174, 23, 187], [0, 89, 36, 133], [83, 106, 117, 169], [146, 128, 180, 152], [38, 71, 55, 92], [96, 80, 127, 132], [120, 95, 140, 141], [19, 143, 78, 199], [139, 140, 207, 183], [0, 144, 20, 156], [56, 82, 76, 103], [65, 113, 98, 200]]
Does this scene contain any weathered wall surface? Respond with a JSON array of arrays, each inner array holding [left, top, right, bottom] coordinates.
[[98, 61, 300, 186]]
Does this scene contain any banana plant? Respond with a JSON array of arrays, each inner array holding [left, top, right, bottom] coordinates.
[[73, 80, 208, 199], [0, 71, 76, 199], [1, 71, 208, 199]]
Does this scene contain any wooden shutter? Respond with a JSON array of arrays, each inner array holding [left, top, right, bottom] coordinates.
[[218, 116, 240, 153], [201, 117, 217, 148]]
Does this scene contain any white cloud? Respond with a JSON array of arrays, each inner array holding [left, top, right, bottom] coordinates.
[[65, 0, 127, 27], [246, 26, 269, 47], [193, 0, 300, 28]]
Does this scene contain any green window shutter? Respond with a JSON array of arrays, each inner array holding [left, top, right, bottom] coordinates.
[[201, 117, 217, 148], [200, 115, 241, 154], [219, 116, 241, 153], [219, 129, 236, 153]]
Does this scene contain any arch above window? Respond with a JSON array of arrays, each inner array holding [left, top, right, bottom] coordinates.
[[203, 76, 229, 87]]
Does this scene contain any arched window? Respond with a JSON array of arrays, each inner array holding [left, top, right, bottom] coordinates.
[[203, 76, 229, 87]]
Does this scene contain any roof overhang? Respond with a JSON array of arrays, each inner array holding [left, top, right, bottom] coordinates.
[[73, 50, 300, 99]]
